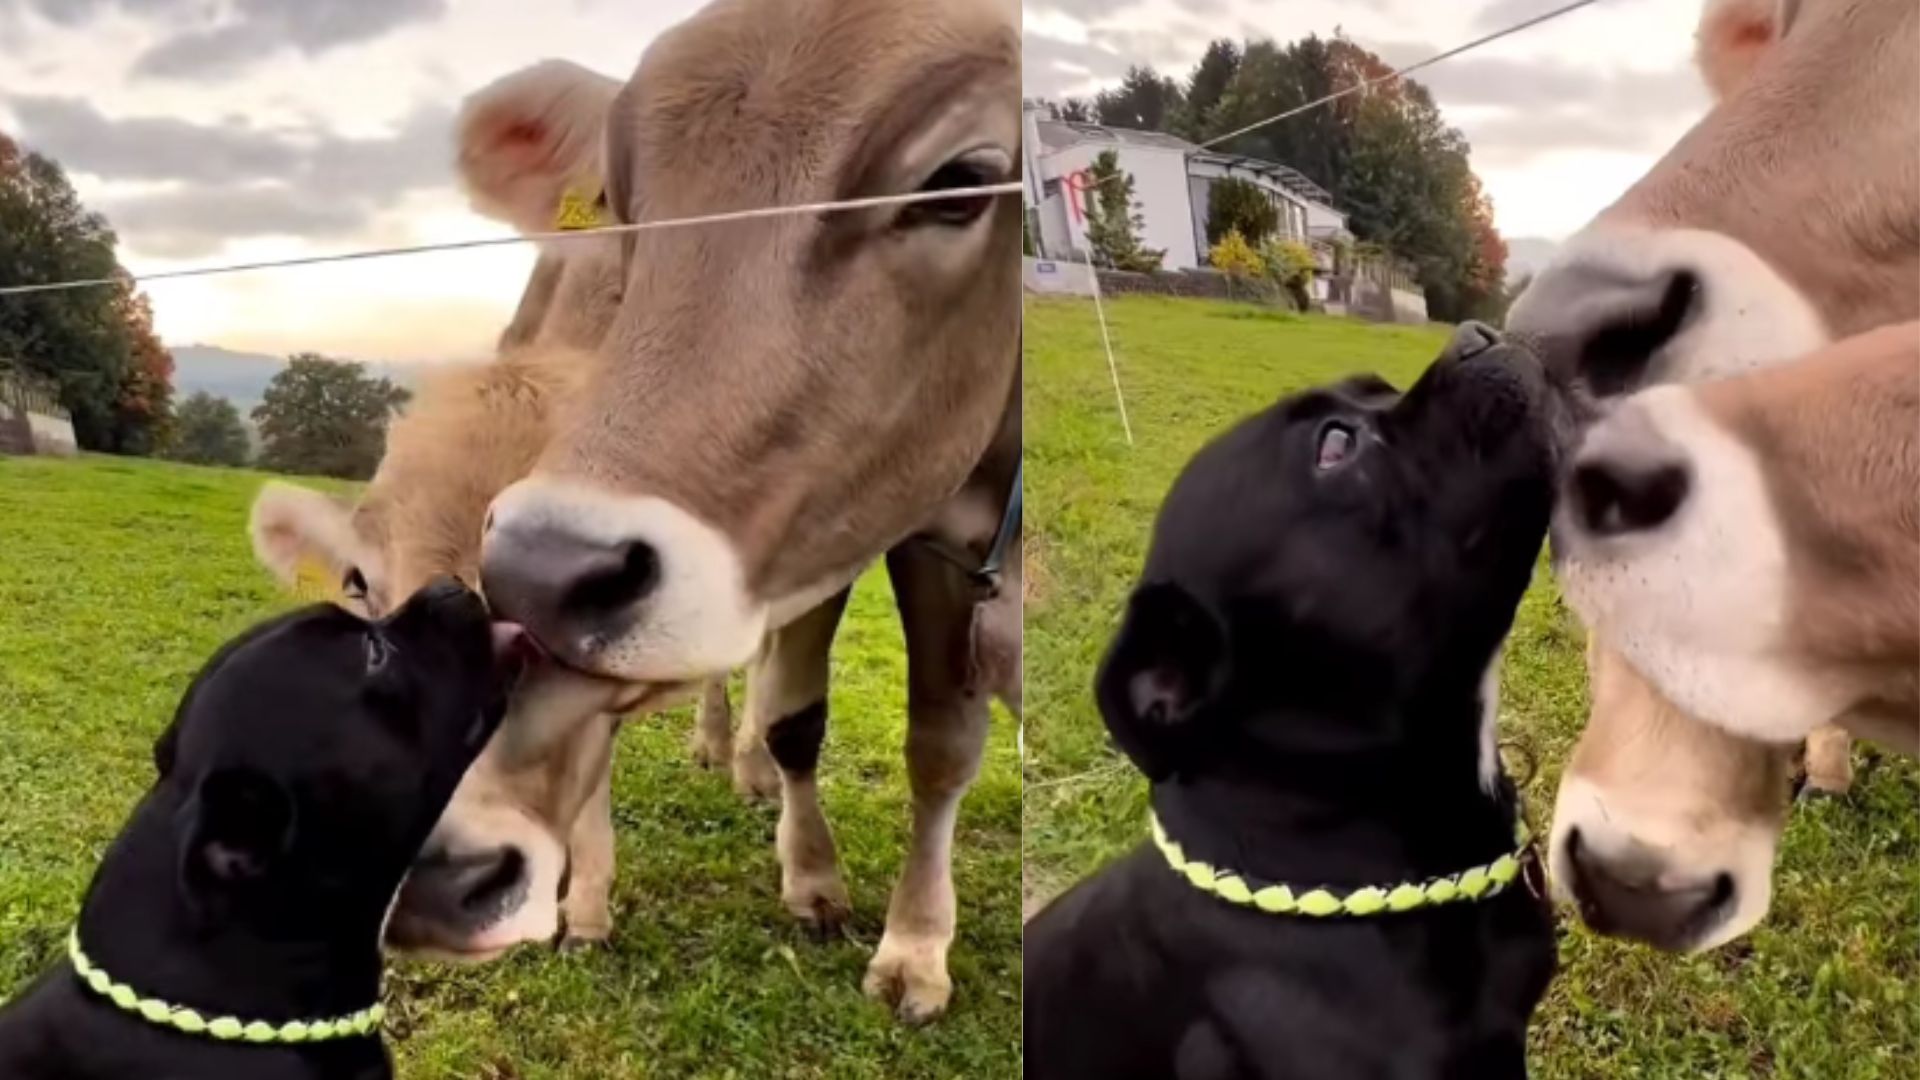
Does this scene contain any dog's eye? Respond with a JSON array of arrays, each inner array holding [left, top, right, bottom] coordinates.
[[897, 150, 1007, 229], [365, 632, 392, 672], [342, 568, 368, 601], [1316, 422, 1359, 470]]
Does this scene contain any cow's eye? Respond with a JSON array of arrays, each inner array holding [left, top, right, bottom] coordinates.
[[1316, 421, 1360, 471], [342, 567, 369, 601], [898, 150, 1007, 229]]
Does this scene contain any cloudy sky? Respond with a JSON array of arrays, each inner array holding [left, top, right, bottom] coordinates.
[[1025, 0, 1713, 248], [0, 0, 706, 363]]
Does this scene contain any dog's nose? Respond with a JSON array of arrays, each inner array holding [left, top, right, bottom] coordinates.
[[481, 515, 659, 655], [1508, 263, 1699, 396], [403, 845, 529, 927], [1562, 828, 1733, 951], [1570, 455, 1689, 537]]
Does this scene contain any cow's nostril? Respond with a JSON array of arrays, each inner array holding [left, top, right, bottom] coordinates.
[[1573, 459, 1689, 537], [1579, 270, 1698, 396], [563, 540, 659, 617], [461, 847, 526, 913]]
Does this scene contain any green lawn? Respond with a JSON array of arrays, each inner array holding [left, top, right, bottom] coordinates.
[[1022, 294, 1920, 1079], [0, 454, 1020, 1078]]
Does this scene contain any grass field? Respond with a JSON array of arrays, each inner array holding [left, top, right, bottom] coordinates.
[[0, 454, 1020, 1078], [1023, 294, 1920, 1079]]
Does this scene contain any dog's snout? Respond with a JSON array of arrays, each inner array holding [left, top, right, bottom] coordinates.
[[1562, 828, 1732, 951], [1509, 263, 1698, 397], [482, 516, 657, 652], [1571, 456, 1689, 537]]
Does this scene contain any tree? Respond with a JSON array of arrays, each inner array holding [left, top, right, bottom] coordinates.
[[1206, 178, 1280, 245], [167, 392, 251, 467], [108, 286, 175, 456], [1177, 40, 1242, 138], [1056, 98, 1093, 122], [1082, 151, 1165, 272], [253, 355, 409, 480], [0, 134, 146, 450], [1095, 66, 1185, 132]]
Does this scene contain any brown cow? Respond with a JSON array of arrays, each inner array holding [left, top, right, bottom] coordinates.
[[1507, 0, 1920, 950], [257, 0, 1019, 1024], [1549, 324, 1918, 949]]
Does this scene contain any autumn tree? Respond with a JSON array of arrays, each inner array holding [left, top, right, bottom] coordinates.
[[108, 286, 175, 455], [168, 391, 250, 467], [253, 354, 409, 480], [0, 134, 151, 449], [1112, 33, 1513, 321]]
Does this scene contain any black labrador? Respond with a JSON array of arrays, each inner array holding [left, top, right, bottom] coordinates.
[[0, 579, 520, 1079], [1025, 324, 1561, 1079]]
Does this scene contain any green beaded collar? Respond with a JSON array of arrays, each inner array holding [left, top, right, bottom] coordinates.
[[1149, 812, 1532, 916], [68, 928, 385, 1044]]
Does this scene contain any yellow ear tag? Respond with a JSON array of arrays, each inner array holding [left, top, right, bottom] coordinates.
[[554, 182, 609, 231], [290, 557, 340, 605]]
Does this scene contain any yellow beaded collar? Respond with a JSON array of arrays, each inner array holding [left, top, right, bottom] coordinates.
[[68, 928, 385, 1045], [1149, 812, 1532, 917]]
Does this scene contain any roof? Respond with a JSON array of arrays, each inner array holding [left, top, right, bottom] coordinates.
[[1189, 150, 1336, 208], [1034, 119, 1197, 155]]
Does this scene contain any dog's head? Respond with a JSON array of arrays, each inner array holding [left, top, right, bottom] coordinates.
[[1097, 324, 1558, 782], [151, 579, 521, 930]]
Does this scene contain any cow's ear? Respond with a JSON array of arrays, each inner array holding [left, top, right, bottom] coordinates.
[[176, 767, 295, 903], [248, 481, 378, 605], [1095, 582, 1231, 781], [1696, 0, 1785, 101], [456, 59, 624, 234]]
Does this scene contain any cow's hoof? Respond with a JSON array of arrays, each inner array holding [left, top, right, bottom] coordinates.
[[732, 747, 783, 801], [689, 730, 732, 770], [782, 878, 851, 941], [863, 940, 952, 1025], [557, 930, 610, 954], [1799, 783, 1850, 802]]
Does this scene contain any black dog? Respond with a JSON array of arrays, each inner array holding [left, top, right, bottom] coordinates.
[[1025, 324, 1560, 1079], [0, 579, 520, 1079]]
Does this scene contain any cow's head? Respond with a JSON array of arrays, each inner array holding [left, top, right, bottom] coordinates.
[[477, 0, 1022, 680], [1509, 0, 1918, 389], [1519, 0, 1920, 951], [246, 349, 660, 958]]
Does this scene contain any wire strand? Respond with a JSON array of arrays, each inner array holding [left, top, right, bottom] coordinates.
[[0, 182, 1022, 297]]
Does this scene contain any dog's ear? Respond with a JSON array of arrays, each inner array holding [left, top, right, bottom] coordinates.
[[177, 767, 296, 892], [1096, 581, 1231, 780], [152, 721, 180, 777]]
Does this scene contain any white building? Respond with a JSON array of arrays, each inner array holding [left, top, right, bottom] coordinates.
[[1025, 105, 1350, 274]]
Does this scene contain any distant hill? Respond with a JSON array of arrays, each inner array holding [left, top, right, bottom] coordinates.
[[169, 345, 435, 414], [1505, 237, 1559, 285]]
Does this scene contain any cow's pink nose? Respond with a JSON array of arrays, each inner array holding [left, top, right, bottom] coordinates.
[[480, 518, 658, 658]]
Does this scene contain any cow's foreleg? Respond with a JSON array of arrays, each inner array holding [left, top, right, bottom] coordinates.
[[1803, 724, 1854, 797], [731, 670, 784, 801], [689, 677, 734, 769], [561, 717, 618, 948], [760, 589, 853, 936], [864, 547, 992, 1025]]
